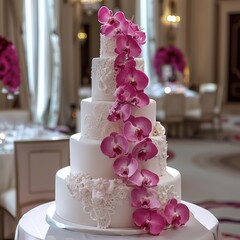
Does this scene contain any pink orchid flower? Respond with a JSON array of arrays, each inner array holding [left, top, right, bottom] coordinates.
[[114, 52, 136, 72], [113, 154, 138, 179], [128, 21, 146, 45], [123, 116, 152, 142], [114, 83, 136, 103], [131, 187, 160, 209], [116, 67, 149, 91], [133, 208, 166, 235], [129, 169, 159, 187], [132, 138, 158, 161], [100, 132, 129, 158], [98, 6, 127, 37], [115, 35, 142, 57], [164, 198, 190, 227], [108, 102, 132, 122], [131, 91, 149, 108]]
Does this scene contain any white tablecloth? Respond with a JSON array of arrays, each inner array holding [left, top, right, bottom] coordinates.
[[146, 83, 200, 110], [15, 201, 222, 240]]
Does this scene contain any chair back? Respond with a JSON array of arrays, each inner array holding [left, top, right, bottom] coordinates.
[[0, 110, 31, 124], [14, 138, 69, 220], [199, 83, 217, 93], [164, 93, 185, 122], [200, 91, 216, 121]]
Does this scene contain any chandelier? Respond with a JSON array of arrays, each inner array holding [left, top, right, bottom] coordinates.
[[66, 0, 102, 15]]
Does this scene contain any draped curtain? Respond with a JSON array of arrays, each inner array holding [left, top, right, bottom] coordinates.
[[135, 0, 161, 84], [22, 0, 61, 127]]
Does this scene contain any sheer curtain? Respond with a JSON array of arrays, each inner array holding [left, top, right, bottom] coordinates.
[[135, 0, 161, 84], [22, 0, 61, 127]]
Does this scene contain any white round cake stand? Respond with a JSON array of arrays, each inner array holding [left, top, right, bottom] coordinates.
[[15, 201, 222, 240]]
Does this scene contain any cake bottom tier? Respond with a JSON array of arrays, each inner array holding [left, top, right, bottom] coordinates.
[[55, 166, 181, 228]]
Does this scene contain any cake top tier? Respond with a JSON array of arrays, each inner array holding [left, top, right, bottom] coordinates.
[[100, 35, 116, 58]]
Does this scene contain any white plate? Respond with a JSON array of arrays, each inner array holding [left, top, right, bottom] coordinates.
[[46, 203, 146, 236]]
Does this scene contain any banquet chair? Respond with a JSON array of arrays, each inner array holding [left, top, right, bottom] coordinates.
[[0, 138, 70, 239], [199, 83, 217, 93], [0, 109, 31, 125], [156, 93, 185, 137], [214, 84, 224, 132], [185, 91, 217, 137]]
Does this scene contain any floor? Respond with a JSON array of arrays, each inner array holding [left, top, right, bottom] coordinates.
[[167, 113, 240, 239]]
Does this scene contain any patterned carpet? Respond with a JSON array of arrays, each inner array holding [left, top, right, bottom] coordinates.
[[167, 114, 240, 239]]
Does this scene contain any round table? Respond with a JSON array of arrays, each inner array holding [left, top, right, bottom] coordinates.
[[15, 201, 222, 240]]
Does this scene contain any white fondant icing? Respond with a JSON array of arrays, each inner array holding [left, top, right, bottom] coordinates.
[[55, 166, 181, 228], [91, 58, 144, 101], [80, 98, 157, 140]]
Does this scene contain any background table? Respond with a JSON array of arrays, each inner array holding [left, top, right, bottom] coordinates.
[[15, 201, 222, 240]]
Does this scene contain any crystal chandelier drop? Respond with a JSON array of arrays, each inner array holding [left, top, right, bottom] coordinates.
[[81, 0, 102, 15]]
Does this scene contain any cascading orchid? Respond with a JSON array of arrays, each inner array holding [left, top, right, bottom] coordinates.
[[98, 6, 189, 235], [129, 169, 159, 188], [98, 6, 128, 37], [115, 35, 142, 58], [163, 198, 190, 227], [133, 208, 166, 235], [116, 67, 149, 91], [114, 53, 136, 72], [0, 36, 21, 99], [132, 138, 158, 161], [113, 154, 138, 179], [131, 187, 161, 209], [100, 132, 129, 158], [107, 102, 132, 122], [123, 116, 152, 142]]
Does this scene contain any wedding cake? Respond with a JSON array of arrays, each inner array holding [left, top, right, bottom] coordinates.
[[54, 6, 190, 235]]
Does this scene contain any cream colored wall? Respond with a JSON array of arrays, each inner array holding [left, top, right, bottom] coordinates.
[[186, 0, 216, 87]]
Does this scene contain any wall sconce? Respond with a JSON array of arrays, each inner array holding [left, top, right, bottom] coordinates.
[[166, 0, 181, 24]]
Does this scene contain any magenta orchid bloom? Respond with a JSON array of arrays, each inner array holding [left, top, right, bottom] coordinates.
[[164, 198, 190, 227], [123, 116, 152, 142], [132, 138, 158, 161], [114, 52, 136, 72], [131, 91, 149, 108], [100, 132, 129, 158], [133, 208, 166, 235], [129, 169, 159, 187], [113, 154, 138, 179], [0, 36, 21, 94], [108, 102, 132, 122], [116, 67, 148, 91], [114, 83, 136, 103], [98, 6, 127, 37], [128, 21, 146, 45], [131, 187, 160, 209], [115, 35, 142, 58]]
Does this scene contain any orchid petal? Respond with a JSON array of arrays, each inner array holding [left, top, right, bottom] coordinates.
[[98, 6, 112, 24], [132, 138, 158, 161], [124, 116, 152, 142], [133, 209, 166, 235], [116, 68, 149, 91], [113, 155, 138, 178], [100, 132, 129, 158]]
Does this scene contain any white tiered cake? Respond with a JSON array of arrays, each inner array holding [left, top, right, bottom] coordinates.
[[53, 6, 190, 236]]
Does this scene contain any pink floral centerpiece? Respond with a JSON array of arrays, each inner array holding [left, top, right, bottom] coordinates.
[[153, 45, 186, 83], [0, 36, 21, 99], [98, 6, 189, 235]]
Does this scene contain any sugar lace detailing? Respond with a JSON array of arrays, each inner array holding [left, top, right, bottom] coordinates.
[[82, 104, 122, 140], [67, 172, 128, 228], [157, 185, 179, 208]]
